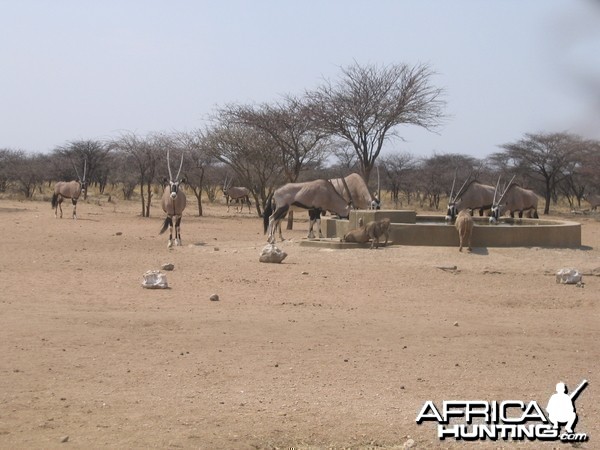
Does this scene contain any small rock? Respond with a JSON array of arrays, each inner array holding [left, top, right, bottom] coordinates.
[[453, 321, 459, 327], [301, 271, 308, 275], [60, 436, 69, 443], [403, 438, 415, 449], [213, 247, 220, 251], [209, 294, 219, 301], [161, 263, 175, 271], [115, 232, 122, 236], [556, 268, 582, 284], [259, 244, 287, 264], [141, 270, 168, 289]]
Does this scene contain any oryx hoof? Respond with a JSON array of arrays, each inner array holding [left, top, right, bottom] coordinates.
[[167, 240, 173, 248]]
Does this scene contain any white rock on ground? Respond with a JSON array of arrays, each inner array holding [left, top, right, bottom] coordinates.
[[259, 244, 288, 263]]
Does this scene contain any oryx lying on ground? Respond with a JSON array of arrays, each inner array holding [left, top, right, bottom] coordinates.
[[222, 177, 251, 213], [455, 209, 474, 252], [263, 179, 353, 243], [159, 150, 187, 247], [445, 174, 495, 222], [51, 160, 88, 219], [343, 217, 391, 249], [489, 176, 539, 223]]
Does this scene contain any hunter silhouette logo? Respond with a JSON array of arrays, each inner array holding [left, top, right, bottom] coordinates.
[[416, 379, 589, 442], [547, 379, 587, 434]]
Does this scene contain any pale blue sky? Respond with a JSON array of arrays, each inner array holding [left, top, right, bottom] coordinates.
[[1, 0, 599, 158]]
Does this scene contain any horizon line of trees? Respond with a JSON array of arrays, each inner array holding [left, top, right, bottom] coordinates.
[[1, 62, 599, 216]]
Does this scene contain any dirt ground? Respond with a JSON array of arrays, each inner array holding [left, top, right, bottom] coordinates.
[[0, 194, 598, 449]]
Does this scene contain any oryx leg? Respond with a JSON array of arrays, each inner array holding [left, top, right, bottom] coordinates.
[[54, 196, 63, 218], [174, 216, 182, 246], [267, 205, 289, 243], [518, 211, 523, 218], [72, 198, 78, 220], [307, 209, 323, 239], [226, 196, 230, 212], [165, 216, 174, 248]]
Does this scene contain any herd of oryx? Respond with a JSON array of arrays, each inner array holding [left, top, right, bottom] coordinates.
[[51, 151, 598, 251]]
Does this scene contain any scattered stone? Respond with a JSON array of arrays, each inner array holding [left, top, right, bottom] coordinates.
[[453, 321, 459, 327], [213, 247, 220, 251], [115, 231, 122, 236], [161, 263, 175, 271], [436, 265, 457, 271], [60, 436, 69, 443], [259, 244, 288, 264], [209, 294, 219, 302], [403, 438, 415, 449], [141, 270, 168, 289], [301, 271, 308, 275], [576, 281, 585, 288], [555, 268, 582, 285]]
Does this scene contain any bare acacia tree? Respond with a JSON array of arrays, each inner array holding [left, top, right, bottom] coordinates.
[[174, 130, 215, 216], [379, 152, 416, 206], [53, 140, 111, 198], [218, 96, 330, 182], [496, 132, 586, 214], [307, 62, 446, 182], [111, 132, 161, 217], [206, 120, 283, 216]]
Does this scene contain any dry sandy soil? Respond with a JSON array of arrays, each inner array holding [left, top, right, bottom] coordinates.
[[0, 194, 598, 449]]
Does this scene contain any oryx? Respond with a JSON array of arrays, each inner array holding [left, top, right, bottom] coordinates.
[[263, 178, 354, 243], [583, 193, 600, 211], [51, 159, 88, 219], [329, 173, 375, 210], [159, 150, 187, 247], [489, 175, 539, 223], [222, 176, 251, 213], [445, 174, 495, 222]]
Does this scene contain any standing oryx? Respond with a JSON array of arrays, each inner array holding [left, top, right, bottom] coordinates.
[[263, 179, 354, 243], [51, 159, 88, 219], [445, 175, 496, 222], [489, 175, 539, 223], [159, 150, 187, 247], [222, 177, 251, 213]]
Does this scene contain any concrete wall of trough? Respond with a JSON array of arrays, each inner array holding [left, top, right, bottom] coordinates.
[[323, 214, 582, 248]]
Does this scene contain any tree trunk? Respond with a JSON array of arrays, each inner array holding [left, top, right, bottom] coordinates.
[[196, 193, 203, 216], [145, 182, 152, 217], [140, 185, 146, 217]]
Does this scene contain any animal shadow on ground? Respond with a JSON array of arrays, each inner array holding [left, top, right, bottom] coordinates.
[[469, 247, 489, 255]]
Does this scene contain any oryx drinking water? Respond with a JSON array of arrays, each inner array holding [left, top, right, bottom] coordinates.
[[159, 150, 187, 247], [445, 174, 495, 222], [263, 179, 354, 243], [489, 175, 539, 223], [329, 173, 375, 210], [222, 176, 251, 213], [51, 160, 88, 219]]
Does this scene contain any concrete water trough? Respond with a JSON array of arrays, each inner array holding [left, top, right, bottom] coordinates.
[[299, 210, 582, 249]]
